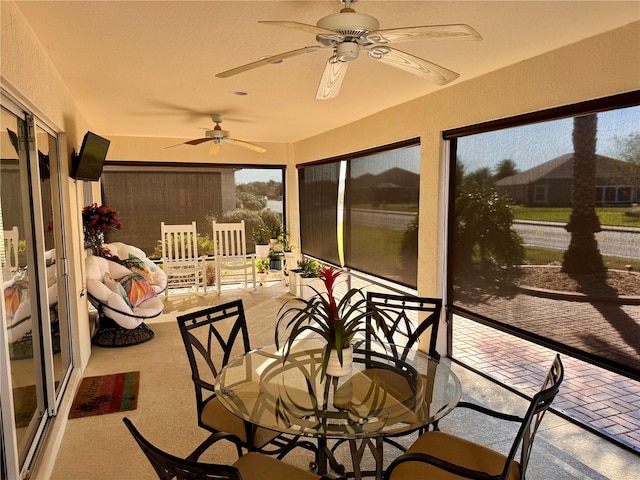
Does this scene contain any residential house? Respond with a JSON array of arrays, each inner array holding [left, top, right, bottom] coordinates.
[[496, 153, 640, 206]]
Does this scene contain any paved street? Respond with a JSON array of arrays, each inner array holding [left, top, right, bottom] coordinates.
[[352, 208, 417, 230], [514, 220, 640, 259]]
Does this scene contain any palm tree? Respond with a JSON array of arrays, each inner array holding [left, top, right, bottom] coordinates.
[[561, 114, 606, 273]]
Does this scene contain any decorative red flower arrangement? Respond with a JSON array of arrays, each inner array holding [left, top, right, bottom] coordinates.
[[82, 203, 122, 254]]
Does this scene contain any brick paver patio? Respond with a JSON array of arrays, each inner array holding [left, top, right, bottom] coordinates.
[[452, 315, 640, 452]]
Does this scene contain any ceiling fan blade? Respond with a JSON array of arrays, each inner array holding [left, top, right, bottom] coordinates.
[[227, 138, 267, 154], [165, 137, 211, 148], [316, 58, 349, 101], [367, 24, 482, 44], [208, 143, 221, 155], [183, 137, 214, 146], [216, 46, 322, 78], [259, 20, 343, 41], [367, 46, 459, 86]]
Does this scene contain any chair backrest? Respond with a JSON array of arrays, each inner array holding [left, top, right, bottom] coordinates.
[[123, 417, 243, 480], [366, 292, 443, 361], [2, 226, 19, 278], [212, 221, 248, 258], [161, 221, 200, 266], [504, 354, 564, 478], [176, 300, 251, 408]]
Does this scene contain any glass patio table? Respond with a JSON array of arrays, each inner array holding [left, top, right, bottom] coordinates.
[[215, 337, 461, 479]]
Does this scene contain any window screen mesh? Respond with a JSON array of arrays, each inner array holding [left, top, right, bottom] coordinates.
[[298, 141, 420, 288], [448, 101, 640, 379], [299, 163, 340, 265], [346, 147, 420, 287], [102, 169, 222, 255]]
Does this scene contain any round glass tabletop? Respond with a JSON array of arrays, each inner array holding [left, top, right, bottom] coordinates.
[[215, 337, 461, 439]]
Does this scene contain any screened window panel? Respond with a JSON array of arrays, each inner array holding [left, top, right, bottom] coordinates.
[[346, 146, 420, 288], [299, 163, 340, 265], [102, 170, 222, 255], [448, 99, 640, 379]]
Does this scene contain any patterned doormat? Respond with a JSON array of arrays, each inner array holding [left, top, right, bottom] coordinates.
[[69, 371, 140, 419]]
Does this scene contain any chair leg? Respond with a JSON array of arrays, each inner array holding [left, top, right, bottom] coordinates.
[[215, 259, 221, 294], [187, 431, 243, 461]]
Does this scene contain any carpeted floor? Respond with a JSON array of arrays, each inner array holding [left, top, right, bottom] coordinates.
[[50, 283, 640, 479], [51, 283, 323, 480]]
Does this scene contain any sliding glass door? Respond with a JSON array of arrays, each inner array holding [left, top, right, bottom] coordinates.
[[1, 94, 72, 476]]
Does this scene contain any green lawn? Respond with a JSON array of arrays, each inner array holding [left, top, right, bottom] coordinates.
[[525, 247, 640, 271], [350, 225, 404, 272], [513, 206, 640, 227], [351, 203, 418, 213]]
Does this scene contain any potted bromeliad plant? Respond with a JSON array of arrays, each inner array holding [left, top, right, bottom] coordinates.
[[276, 266, 388, 378]]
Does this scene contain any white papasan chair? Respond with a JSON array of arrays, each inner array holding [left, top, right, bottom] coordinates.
[[85, 242, 166, 347]]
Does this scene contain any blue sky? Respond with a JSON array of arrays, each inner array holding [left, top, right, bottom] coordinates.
[[235, 168, 283, 184], [233, 106, 639, 183], [458, 105, 639, 173]]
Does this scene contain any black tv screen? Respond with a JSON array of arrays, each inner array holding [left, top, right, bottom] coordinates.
[[71, 131, 110, 181]]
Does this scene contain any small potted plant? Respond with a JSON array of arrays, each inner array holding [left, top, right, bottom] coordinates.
[[268, 247, 283, 270], [252, 226, 271, 259], [289, 258, 321, 297], [255, 258, 270, 284], [280, 230, 297, 272], [276, 266, 388, 378]]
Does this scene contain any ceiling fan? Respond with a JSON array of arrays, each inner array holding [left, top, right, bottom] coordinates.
[[166, 114, 266, 155], [216, 0, 481, 100]]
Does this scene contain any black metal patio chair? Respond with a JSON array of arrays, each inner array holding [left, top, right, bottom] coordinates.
[[177, 299, 316, 461], [331, 293, 444, 470], [123, 417, 344, 480], [383, 354, 564, 480]]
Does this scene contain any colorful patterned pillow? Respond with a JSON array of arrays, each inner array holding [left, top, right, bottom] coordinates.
[[122, 254, 155, 283], [103, 272, 132, 309], [132, 253, 157, 272], [4, 285, 21, 318], [3, 270, 28, 318], [118, 273, 156, 307]]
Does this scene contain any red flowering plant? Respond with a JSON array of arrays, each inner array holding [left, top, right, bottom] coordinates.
[[82, 203, 122, 254], [275, 266, 389, 377]]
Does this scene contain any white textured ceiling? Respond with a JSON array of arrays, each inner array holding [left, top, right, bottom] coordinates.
[[13, 1, 640, 144]]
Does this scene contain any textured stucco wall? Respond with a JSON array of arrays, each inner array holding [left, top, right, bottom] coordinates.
[[1, 0, 95, 369]]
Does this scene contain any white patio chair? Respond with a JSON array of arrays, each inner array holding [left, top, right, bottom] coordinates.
[[212, 220, 256, 294], [2, 226, 19, 279], [161, 221, 207, 297]]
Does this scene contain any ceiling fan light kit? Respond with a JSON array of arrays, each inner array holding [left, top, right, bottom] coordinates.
[[215, 0, 482, 100]]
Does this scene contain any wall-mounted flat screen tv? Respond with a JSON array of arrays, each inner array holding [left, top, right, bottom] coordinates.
[[71, 131, 110, 181]]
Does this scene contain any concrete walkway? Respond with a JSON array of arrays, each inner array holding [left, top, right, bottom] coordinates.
[[452, 315, 640, 453]]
